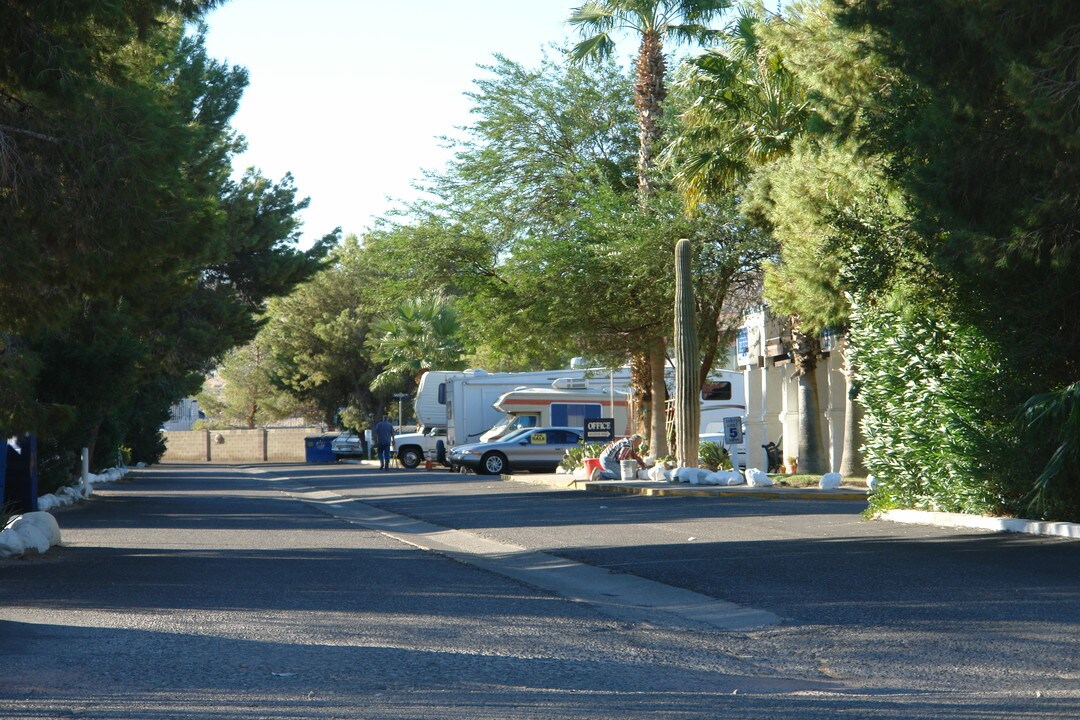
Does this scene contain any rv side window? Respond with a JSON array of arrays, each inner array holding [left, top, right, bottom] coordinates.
[[702, 382, 732, 401], [552, 403, 602, 429], [438, 383, 446, 404]]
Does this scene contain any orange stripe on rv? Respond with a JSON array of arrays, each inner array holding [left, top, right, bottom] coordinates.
[[499, 398, 629, 406]]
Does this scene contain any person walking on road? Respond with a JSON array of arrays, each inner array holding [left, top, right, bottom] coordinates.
[[373, 415, 396, 470]]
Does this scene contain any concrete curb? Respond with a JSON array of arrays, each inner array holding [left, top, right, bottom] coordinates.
[[501, 473, 869, 501], [581, 480, 868, 501], [500, 474, 1078, 541], [879, 509, 1080, 540]]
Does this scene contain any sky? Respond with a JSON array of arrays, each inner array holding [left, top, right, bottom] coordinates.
[[203, 1, 617, 249]]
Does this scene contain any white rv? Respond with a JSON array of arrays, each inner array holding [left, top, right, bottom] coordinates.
[[486, 379, 634, 441], [491, 370, 748, 465], [439, 367, 632, 448]]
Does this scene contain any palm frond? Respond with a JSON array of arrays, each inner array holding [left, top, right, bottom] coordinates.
[[569, 33, 618, 62], [1020, 380, 1080, 512], [569, 1, 615, 24]]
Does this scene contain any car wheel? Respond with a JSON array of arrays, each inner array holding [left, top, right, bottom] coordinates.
[[480, 452, 507, 475], [399, 447, 422, 469]]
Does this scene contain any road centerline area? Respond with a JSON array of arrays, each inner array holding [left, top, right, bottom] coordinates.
[[268, 475, 779, 632]]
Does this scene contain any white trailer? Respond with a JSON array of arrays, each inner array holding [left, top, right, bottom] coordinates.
[[413, 370, 467, 428]]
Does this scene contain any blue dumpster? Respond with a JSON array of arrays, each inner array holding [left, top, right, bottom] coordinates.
[[4, 435, 39, 514], [304, 435, 336, 463]]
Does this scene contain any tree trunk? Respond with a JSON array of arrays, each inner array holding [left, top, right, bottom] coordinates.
[[791, 328, 827, 474], [649, 339, 668, 457], [630, 350, 650, 439], [674, 239, 699, 468], [838, 336, 867, 477], [634, 30, 666, 198]]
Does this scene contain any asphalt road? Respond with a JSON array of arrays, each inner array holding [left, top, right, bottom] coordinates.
[[1, 463, 1077, 719]]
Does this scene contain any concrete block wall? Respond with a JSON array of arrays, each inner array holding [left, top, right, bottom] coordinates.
[[162, 430, 211, 462], [267, 428, 310, 462], [162, 428, 318, 463], [210, 429, 265, 462]]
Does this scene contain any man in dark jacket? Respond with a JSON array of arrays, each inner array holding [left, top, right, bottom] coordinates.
[[373, 416, 395, 470]]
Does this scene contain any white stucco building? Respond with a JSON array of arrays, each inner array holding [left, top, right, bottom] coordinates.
[[737, 306, 851, 472]]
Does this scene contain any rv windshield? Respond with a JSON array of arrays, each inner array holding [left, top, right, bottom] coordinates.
[[486, 414, 537, 437]]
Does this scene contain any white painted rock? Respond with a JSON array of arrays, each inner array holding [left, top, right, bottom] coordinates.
[[5, 512, 60, 554], [647, 465, 670, 482], [8, 519, 50, 553], [714, 470, 745, 486], [0, 528, 27, 557], [673, 467, 709, 484], [819, 472, 842, 489], [745, 468, 773, 487]]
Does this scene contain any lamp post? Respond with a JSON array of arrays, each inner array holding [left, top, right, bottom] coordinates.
[[392, 393, 409, 429]]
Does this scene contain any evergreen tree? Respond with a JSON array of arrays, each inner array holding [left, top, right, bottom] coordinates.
[[2, 7, 329, 474]]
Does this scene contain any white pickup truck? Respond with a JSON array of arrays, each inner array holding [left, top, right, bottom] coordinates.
[[393, 426, 448, 469]]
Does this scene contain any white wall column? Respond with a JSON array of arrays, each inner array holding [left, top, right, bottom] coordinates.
[[822, 353, 846, 472], [744, 363, 767, 470]]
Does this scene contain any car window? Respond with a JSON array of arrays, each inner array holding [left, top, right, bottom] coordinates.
[[499, 428, 534, 443], [528, 430, 579, 445]]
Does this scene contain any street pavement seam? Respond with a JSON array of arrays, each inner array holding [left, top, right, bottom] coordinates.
[[263, 474, 780, 633]]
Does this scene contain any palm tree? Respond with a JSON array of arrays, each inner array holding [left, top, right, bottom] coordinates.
[[664, 6, 809, 210], [367, 296, 467, 395], [569, 0, 729, 197], [569, 0, 728, 456], [666, 7, 845, 474]]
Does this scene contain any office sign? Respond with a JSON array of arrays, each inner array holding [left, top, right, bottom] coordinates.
[[584, 418, 615, 444]]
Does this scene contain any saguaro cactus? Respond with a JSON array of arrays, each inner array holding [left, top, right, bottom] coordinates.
[[674, 238, 700, 468]]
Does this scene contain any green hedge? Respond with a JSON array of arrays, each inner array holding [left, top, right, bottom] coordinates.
[[850, 303, 1014, 516]]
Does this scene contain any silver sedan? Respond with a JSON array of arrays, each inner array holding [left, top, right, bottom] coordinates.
[[448, 426, 582, 475]]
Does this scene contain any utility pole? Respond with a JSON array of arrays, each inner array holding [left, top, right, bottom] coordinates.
[[392, 393, 409, 429]]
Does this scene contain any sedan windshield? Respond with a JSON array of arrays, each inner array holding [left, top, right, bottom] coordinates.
[[493, 427, 535, 443]]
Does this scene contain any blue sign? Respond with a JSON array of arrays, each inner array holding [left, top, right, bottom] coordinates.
[[723, 417, 743, 445], [821, 327, 837, 352], [737, 327, 749, 356]]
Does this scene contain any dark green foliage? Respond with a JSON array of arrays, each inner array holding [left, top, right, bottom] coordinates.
[[826, 0, 1080, 516], [1, 4, 327, 480], [698, 440, 731, 470], [1017, 381, 1080, 521], [263, 237, 383, 427]]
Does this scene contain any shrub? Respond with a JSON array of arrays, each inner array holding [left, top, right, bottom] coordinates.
[[850, 302, 1014, 516], [559, 443, 605, 471], [699, 441, 731, 471]]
